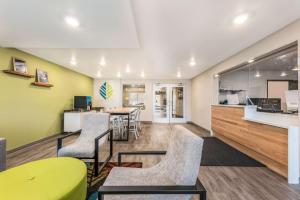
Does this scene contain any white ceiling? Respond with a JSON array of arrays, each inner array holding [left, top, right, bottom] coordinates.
[[1, 0, 300, 79]]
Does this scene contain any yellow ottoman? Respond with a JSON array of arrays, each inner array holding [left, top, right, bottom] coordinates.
[[0, 157, 87, 200]]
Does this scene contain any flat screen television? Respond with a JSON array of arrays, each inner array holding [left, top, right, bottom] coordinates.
[[74, 96, 92, 110]]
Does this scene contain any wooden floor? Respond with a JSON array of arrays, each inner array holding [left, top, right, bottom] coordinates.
[[7, 123, 300, 200]]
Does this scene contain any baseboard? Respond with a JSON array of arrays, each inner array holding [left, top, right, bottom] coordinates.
[[187, 121, 211, 133], [141, 121, 152, 124], [7, 133, 61, 154]]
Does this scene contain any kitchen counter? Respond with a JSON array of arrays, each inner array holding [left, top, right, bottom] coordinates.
[[243, 106, 299, 129], [211, 105, 300, 184]]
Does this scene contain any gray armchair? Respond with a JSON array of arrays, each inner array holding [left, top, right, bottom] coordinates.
[[99, 125, 206, 200], [57, 113, 113, 176]]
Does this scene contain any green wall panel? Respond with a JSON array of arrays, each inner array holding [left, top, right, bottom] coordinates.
[[0, 48, 93, 150]]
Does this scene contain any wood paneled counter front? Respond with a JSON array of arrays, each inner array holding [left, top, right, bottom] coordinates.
[[211, 105, 289, 178]]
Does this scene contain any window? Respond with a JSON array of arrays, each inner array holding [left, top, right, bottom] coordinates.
[[122, 84, 146, 109]]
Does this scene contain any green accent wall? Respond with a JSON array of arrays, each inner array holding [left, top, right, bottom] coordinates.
[[0, 48, 93, 150]]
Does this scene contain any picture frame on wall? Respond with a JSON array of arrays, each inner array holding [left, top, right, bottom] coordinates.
[[36, 69, 49, 83], [12, 57, 28, 74]]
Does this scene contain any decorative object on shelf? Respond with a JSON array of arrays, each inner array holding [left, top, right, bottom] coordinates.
[[31, 69, 53, 87], [36, 69, 49, 83], [12, 57, 27, 74], [2, 57, 34, 78]]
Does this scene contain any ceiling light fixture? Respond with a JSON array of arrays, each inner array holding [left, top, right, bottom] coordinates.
[[70, 60, 77, 66], [279, 55, 287, 59], [97, 71, 102, 78], [233, 14, 248, 25], [126, 64, 131, 73], [292, 66, 299, 71], [141, 71, 145, 78], [280, 72, 287, 77], [64, 16, 80, 28], [214, 74, 219, 78], [117, 72, 121, 78], [255, 72, 261, 78], [177, 71, 182, 78], [100, 57, 106, 66], [248, 59, 255, 63], [189, 57, 196, 66]]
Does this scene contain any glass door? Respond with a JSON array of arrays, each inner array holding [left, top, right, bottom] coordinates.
[[153, 83, 185, 123], [153, 86, 169, 123]]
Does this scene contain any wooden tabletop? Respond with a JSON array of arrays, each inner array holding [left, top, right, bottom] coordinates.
[[105, 107, 137, 114]]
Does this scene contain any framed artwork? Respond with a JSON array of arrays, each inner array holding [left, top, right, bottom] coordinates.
[[36, 69, 49, 83], [12, 57, 28, 74]]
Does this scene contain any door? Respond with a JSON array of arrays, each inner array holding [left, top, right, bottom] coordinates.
[[267, 80, 289, 111], [153, 83, 185, 123]]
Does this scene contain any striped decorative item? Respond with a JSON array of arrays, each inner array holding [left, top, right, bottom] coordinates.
[[99, 82, 113, 100]]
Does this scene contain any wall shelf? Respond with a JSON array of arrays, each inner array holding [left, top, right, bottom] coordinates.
[[3, 70, 34, 78], [31, 82, 54, 87]]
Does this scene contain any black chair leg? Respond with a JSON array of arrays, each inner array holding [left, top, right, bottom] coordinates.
[[98, 193, 103, 200], [200, 192, 206, 200], [94, 156, 99, 176]]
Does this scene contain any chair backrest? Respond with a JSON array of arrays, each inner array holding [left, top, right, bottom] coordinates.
[[131, 109, 139, 120], [136, 108, 141, 121], [77, 113, 110, 143], [157, 125, 203, 185]]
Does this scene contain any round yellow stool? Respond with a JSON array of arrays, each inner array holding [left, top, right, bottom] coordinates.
[[0, 157, 87, 200]]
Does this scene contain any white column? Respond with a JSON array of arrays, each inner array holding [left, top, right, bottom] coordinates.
[[288, 126, 300, 184]]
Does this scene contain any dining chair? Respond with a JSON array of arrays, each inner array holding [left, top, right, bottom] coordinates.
[[111, 115, 128, 139], [57, 113, 113, 176], [136, 108, 142, 131], [127, 109, 139, 139], [98, 125, 206, 200]]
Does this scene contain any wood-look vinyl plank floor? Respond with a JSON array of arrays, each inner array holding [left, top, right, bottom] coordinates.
[[6, 123, 300, 200]]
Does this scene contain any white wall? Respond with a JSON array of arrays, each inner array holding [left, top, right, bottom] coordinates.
[[93, 79, 191, 122], [191, 19, 300, 130]]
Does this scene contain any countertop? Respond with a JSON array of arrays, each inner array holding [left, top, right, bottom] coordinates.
[[243, 106, 299, 129], [211, 104, 245, 108]]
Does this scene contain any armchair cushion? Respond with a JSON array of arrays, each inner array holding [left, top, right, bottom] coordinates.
[[58, 113, 109, 158], [101, 125, 204, 200]]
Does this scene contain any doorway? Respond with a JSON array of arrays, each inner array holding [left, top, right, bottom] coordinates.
[[153, 83, 185, 123]]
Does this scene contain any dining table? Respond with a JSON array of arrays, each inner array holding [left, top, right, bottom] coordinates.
[[105, 107, 137, 141]]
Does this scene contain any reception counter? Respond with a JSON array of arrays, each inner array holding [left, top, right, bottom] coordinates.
[[211, 105, 300, 184]]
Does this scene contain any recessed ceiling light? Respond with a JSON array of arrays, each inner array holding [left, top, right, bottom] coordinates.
[[117, 72, 121, 78], [141, 71, 145, 78], [280, 72, 287, 77], [70, 60, 77, 66], [233, 14, 248, 25], [279, 55, 287, 59], [64, 16, 80, 28], [292, 66, 299, 71], [97, 71, 102, 78], [126, 64, 130, 73], [214, 74, 219, 78], [100, 57, 106, 66], [255, 72, 261, 78], [248, 59, 255, 63], [189, 57, 196, 66], [177, 71, 181, 78]]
